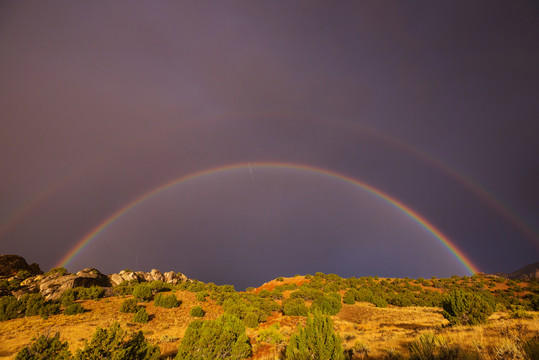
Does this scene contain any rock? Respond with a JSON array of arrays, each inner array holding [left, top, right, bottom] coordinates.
[[150, 269, 165, 282], [39, 268, 110, 301], [108, 273, 125, 287], [0, 255, 43, 277]]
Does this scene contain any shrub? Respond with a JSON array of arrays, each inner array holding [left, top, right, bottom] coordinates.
[[285, 312, 344, 360], [74, 322, 160, 359], [76, 286, 105, 300], [282, 298, 309, 317], [120, 298, 142, 313], [190, 306, 205, 317], [371, 296, 388, 308], [133, 308, 149, 323], [20, 293, 46, 317], [176, 314, 251, 360], [408, 333, 439, 360], [16, 333, 72, 360], [44, 267, 68, 277], [113, 282, 135, 296], [64, 303, 85, 316], [154, 293, 180, 308], [196, 291, 209, 302], [243, 311, 260, 328], [0, 295, 22, 321], [39, 303, 61, 319], [132, 284, 152, 302], [257, 324, 284, 345], [60, 290, 76, 307], [310, 293, 342, 315], [343, 290, 356, 305], [442, 290, 493, 325]]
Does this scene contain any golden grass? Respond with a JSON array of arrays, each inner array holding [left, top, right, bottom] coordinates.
[[1, 292, 537, 360]]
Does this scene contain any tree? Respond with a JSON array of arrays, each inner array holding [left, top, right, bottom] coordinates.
[[285, 312, 344, 360], [75, 322, 159, 360], [16, 333, 72, 360], [132, 284, 152, 302], [176, 314, 251, 359], [442, 290, 493, 325]]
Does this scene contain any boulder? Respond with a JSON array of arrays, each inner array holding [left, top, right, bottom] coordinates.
[[0, 255, 43, 276], [40, 268, 110, 301], [149, 269, 165, 282]]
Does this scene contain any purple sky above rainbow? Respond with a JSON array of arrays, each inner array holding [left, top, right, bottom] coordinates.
[[0, 1, 537, 289]]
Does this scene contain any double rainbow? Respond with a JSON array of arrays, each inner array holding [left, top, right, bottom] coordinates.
[[56, 162, 480, 274]]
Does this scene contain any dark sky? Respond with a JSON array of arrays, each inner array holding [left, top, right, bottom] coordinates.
[[1, 1, 538, 290]]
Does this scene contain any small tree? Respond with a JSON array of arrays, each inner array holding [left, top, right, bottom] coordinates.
[[120, 298, 142, 313], [132, 284, 152, 302], [16, 333, 73, 360], [133, 308, 149, 323], [75, 322, 159, 360], [285, 312, 344, 360], [176, 314, 251, 359], [64, 303, 85, 316], [190, 306, 205, 317], [282, 298, 308, 316], [442, 290, 493, 325], [154, 293, 180, 308]]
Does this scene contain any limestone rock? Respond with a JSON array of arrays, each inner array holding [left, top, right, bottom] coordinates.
[[150, 269, 165, 282], [39, 268, 110, 301]]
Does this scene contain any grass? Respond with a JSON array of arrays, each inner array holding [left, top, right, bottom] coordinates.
[[1, 276, 537, 359]]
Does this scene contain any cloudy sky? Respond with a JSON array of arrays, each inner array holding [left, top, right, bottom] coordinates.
[[1, 1, 537, 289]]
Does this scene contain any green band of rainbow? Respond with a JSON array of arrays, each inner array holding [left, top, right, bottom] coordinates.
[[56, 162, 480, 274]]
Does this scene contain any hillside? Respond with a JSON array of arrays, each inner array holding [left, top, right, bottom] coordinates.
[[1, 256, 538, 359]]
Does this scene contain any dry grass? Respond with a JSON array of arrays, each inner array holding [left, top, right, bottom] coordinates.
[[1, 291, 537, 360]]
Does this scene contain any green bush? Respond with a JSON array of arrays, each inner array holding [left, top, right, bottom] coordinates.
[[196, 291, 209, 302], [154, 293, 180, 308], [442, 290, 493, 325], [0, 295, 21, 321], [132, 284, 153, 302], [310, 293, 342, 315], [133, 308, 150, 323], [16, 333, 73, 360], [64, 303, 85, 316], [20, 293, 46, 317], [44, 267, 68, 277], [342, 290, 356, 305], [120, 298, 142, 313], [74, 322, 159, 359], [371, 296, 388, 308], [113, 281, 135, 296], [60, 290, 76, 307], [257, 324, 284, 345], [243, 311, 260, 328], [39, 303, 61, 319], [176, 314, 251, 360], [282, 298, 309, 317], [190, 306, 205, 317], [285, 312, 344, 360], [76, 286, 105, 300]]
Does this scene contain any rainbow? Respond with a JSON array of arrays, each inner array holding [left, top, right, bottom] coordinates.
[[3, 114, 537, 250], [56, 162, 480, 274]]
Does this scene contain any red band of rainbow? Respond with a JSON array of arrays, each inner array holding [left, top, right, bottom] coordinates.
[[56, 162, 480, 274]]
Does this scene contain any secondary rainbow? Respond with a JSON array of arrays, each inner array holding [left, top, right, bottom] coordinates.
[[57, 162, 480, 274]]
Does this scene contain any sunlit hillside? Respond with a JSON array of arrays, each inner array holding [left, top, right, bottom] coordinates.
[[1, 265, 538, 359]]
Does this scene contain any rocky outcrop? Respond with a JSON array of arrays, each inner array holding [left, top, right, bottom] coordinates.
[[39, 268, 110, 301], [0, 255, 42, 277], [107, 269, 188, 286]]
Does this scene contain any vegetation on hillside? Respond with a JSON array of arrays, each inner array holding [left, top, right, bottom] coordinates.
[[1, 270, 537, 359]]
